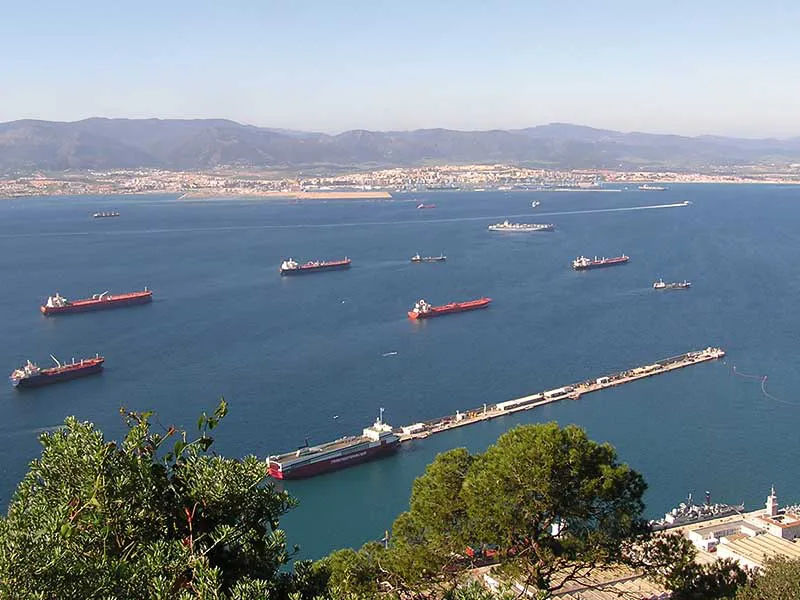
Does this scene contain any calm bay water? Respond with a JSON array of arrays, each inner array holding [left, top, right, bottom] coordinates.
[[1, 185, 799, 560]]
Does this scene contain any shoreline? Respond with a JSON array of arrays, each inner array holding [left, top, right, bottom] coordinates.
[[2, 180, 800, 201]]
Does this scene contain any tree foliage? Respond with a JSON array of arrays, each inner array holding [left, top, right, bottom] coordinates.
[[0, 400, 297, 600], [735, 557, 800, 600], [639, 532, 749, 599], [385, 423, 651, 596]]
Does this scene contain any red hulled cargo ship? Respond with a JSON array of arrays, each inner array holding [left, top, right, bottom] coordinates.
[[407, 297, 491, 319], [280, 257, 351, 275], [9, 355, 105, 388], [268, 410, 400, 479], [572, 255, 629, 270], [41, 289, 152, 315]]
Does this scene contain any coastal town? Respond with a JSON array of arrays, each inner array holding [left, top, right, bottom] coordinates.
[[1, 163, 800, 199]]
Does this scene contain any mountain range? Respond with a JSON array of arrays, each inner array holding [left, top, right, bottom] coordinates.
[[2, 118, 800, 172]]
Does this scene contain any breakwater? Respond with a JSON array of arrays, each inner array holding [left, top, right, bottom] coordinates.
[[396, 347, 725, 441]]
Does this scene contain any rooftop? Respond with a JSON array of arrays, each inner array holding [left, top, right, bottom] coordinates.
[[721, 533, 800, 565], [757, 512, 800, 529]]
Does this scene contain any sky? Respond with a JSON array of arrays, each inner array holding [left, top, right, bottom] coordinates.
[[1, 0, 799, 137]]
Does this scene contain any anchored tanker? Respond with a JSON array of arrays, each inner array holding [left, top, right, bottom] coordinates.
[[408, 297, 491, 319], [9, 355, 105, 388], [268, 410, 400, 479], [572, 255, 629, 270], [488, 220, 554, 232], [41, 289, 152, 315], [280, 257, 351, 275]]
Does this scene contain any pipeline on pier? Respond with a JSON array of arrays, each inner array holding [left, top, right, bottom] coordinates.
[[396, 347, 726, 441]]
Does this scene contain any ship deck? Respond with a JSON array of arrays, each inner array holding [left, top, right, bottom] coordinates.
[[269, 434, 370, 465], [68, 292, 151, 305]]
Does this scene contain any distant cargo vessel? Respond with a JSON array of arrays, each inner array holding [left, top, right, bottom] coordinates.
[[411, 253, 446, 263], [268, 410, 400, 479], [572, 255, 629, 270], [408, 297, 491, 319], [638, 184, 667, 191], [653, 279, 691, 290], [417, 203, 436, 209], [650, 491, 745, 531], [41, 289, 152, 315], [280, 257, 351, 275], [10, 355, 104, 388], [488, 220, 555, 232], [93, 212, 120, 218]]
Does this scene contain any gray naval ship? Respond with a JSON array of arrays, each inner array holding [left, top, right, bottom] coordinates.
[[650, 491, 745, 531]]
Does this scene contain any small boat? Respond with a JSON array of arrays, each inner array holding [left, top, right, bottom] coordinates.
[[531, 201, 541, 208], [417, 203, 437, 209], [638, 184, 667, 191], [653, 279, 691, 290], [92, 211, 120, 218], [410, 253, 446, 263]]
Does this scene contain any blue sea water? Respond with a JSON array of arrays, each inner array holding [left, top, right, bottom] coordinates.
[[1, 185, 799, 560]]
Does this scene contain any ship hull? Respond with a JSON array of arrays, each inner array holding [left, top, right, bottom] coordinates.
[[41, 292, 152, 315], [573, 260, 629, 271], [269, 440, 400, 479], [488, 225, 554, 232], [280, 263, 351, 276], [408, 299, 491, 319], [11, 362, 104, 388]]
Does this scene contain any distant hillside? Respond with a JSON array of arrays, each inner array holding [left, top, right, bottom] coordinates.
[[1, 118, 800, 172]]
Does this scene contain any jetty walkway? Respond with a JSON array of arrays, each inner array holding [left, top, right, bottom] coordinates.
[[396, 347, 725, 442]]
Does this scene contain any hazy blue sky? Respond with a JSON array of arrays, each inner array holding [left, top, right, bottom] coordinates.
[[1, 0, 798, 136]]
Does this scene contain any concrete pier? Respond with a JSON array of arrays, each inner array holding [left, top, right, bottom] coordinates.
[[396, 347, 725, 442]]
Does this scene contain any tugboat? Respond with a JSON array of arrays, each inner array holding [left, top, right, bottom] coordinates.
[[268, 409, 400, 479], [488, 220, 555, 232], [410, 253, 446, 263], [572, 255, 629, 270], [653, 279, 691, 290], [41, 289, 153, 315], [408, 297, 491, 319], [92, 211, 120, 218], [10, 355, 105, 388], [280, 257, 351, 275]]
